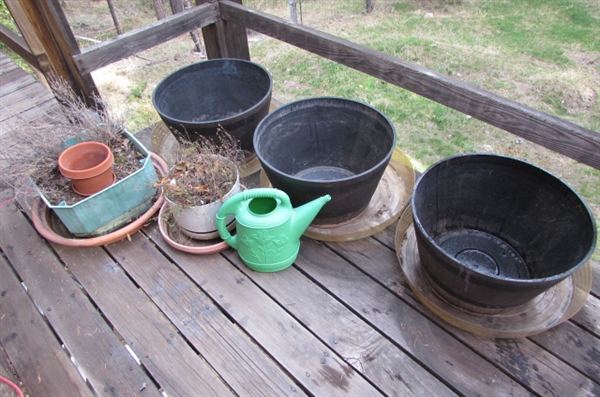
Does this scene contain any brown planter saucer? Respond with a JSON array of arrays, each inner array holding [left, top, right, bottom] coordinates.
[[261, 147, 415, 242], [394, 206, 593, 338], [157, 202, 230, 255]]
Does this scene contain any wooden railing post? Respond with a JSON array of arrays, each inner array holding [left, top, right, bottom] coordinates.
[[4, 0, 101, 108], [196, 0, 250, 60]]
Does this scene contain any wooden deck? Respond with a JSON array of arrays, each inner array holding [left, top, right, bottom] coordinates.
[[0, 56, 56, 137], [1, 53, 599, 397]]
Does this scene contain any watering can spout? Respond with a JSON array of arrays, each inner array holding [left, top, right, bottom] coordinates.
[[290, 194, 332, 239]]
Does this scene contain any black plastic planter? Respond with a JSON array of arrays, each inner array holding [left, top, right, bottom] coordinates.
[[254, 97, 397, 225], [411, 154, 597, 308], [152, 59, 272, 151]]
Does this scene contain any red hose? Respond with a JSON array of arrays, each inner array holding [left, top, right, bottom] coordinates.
[[0, 375, 24, 397]]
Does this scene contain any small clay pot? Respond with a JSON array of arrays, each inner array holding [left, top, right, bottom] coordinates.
[[58, 141, 116, 196]]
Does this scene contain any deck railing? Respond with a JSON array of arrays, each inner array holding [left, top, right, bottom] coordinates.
[[1, 0, 599, 169]]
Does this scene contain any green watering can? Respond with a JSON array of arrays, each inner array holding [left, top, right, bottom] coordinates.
[[216, 188, 331, 272]]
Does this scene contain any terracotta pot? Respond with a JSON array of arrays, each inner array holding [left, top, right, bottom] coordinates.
[[58, 141, 116, 196]]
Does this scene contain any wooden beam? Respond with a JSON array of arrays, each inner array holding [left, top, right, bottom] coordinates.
[[4, 0, 54, 90], [220, 1, 600, 170], [44, 0, 101, 106], [197, 0, 250, 60], [0, 24, 39, 69], [5, 0, 101, 107], [74, 2, 220, 75], [4, 0, 47, 60]]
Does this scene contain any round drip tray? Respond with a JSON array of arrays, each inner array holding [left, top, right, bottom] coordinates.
[[435, 229, 529, 279], [394, 206, 592, 338], [260, 147, 415, 242], [158, 203, 229, 255]]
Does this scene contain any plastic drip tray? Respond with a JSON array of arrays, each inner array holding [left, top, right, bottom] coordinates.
[[434, 229, 530, 279], [295, 166, 355, 181]]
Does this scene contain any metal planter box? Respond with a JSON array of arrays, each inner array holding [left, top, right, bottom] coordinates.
[[39, 130, 158, 237]]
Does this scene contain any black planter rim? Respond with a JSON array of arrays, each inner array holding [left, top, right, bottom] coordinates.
[[254, 96, 397, 184], [411, 152, 597, 285], [152, 58, 273, 125]]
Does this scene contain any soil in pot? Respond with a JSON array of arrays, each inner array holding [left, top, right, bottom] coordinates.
[[158, 147, 242, 240], [35, 135, 147, 205]]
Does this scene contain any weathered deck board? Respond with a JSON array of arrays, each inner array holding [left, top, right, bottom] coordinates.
[[0, 255, 92, 397], [220, 249, 456, 396], [45, 242, 235, 397], [530, 322, 600, 384], [573, 297, 600, 338], [144, 225, 386, 396], [1, 100, 59, 134], [0, 203, 163, 397], [0, 84, 55, 122], [106, 231, 308, 397], [0, 73, 33, 98], [295, 238, 531, 396], [0, 53, 57, 138], [0, 64, 22, 86], [332, 235, 600, 396]]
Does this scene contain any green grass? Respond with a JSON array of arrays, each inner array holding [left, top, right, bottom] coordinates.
[[129, 80, 148, 100]]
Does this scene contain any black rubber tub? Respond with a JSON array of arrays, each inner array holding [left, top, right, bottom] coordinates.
[[152, 58, 272, 151], [254, 97, 397, 225], [411, 154, 597, 308]]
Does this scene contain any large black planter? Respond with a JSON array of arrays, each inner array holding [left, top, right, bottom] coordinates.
[[152, 58, 272, 151], [254, 97, 397, 225], [411, 154, 597, 308]]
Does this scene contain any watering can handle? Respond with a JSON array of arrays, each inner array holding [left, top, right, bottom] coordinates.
[[216, 188, 291, 243]]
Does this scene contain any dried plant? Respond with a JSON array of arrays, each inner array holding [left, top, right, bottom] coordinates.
[[156, 127, 246, 208], [0, 77, 131, 204]]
